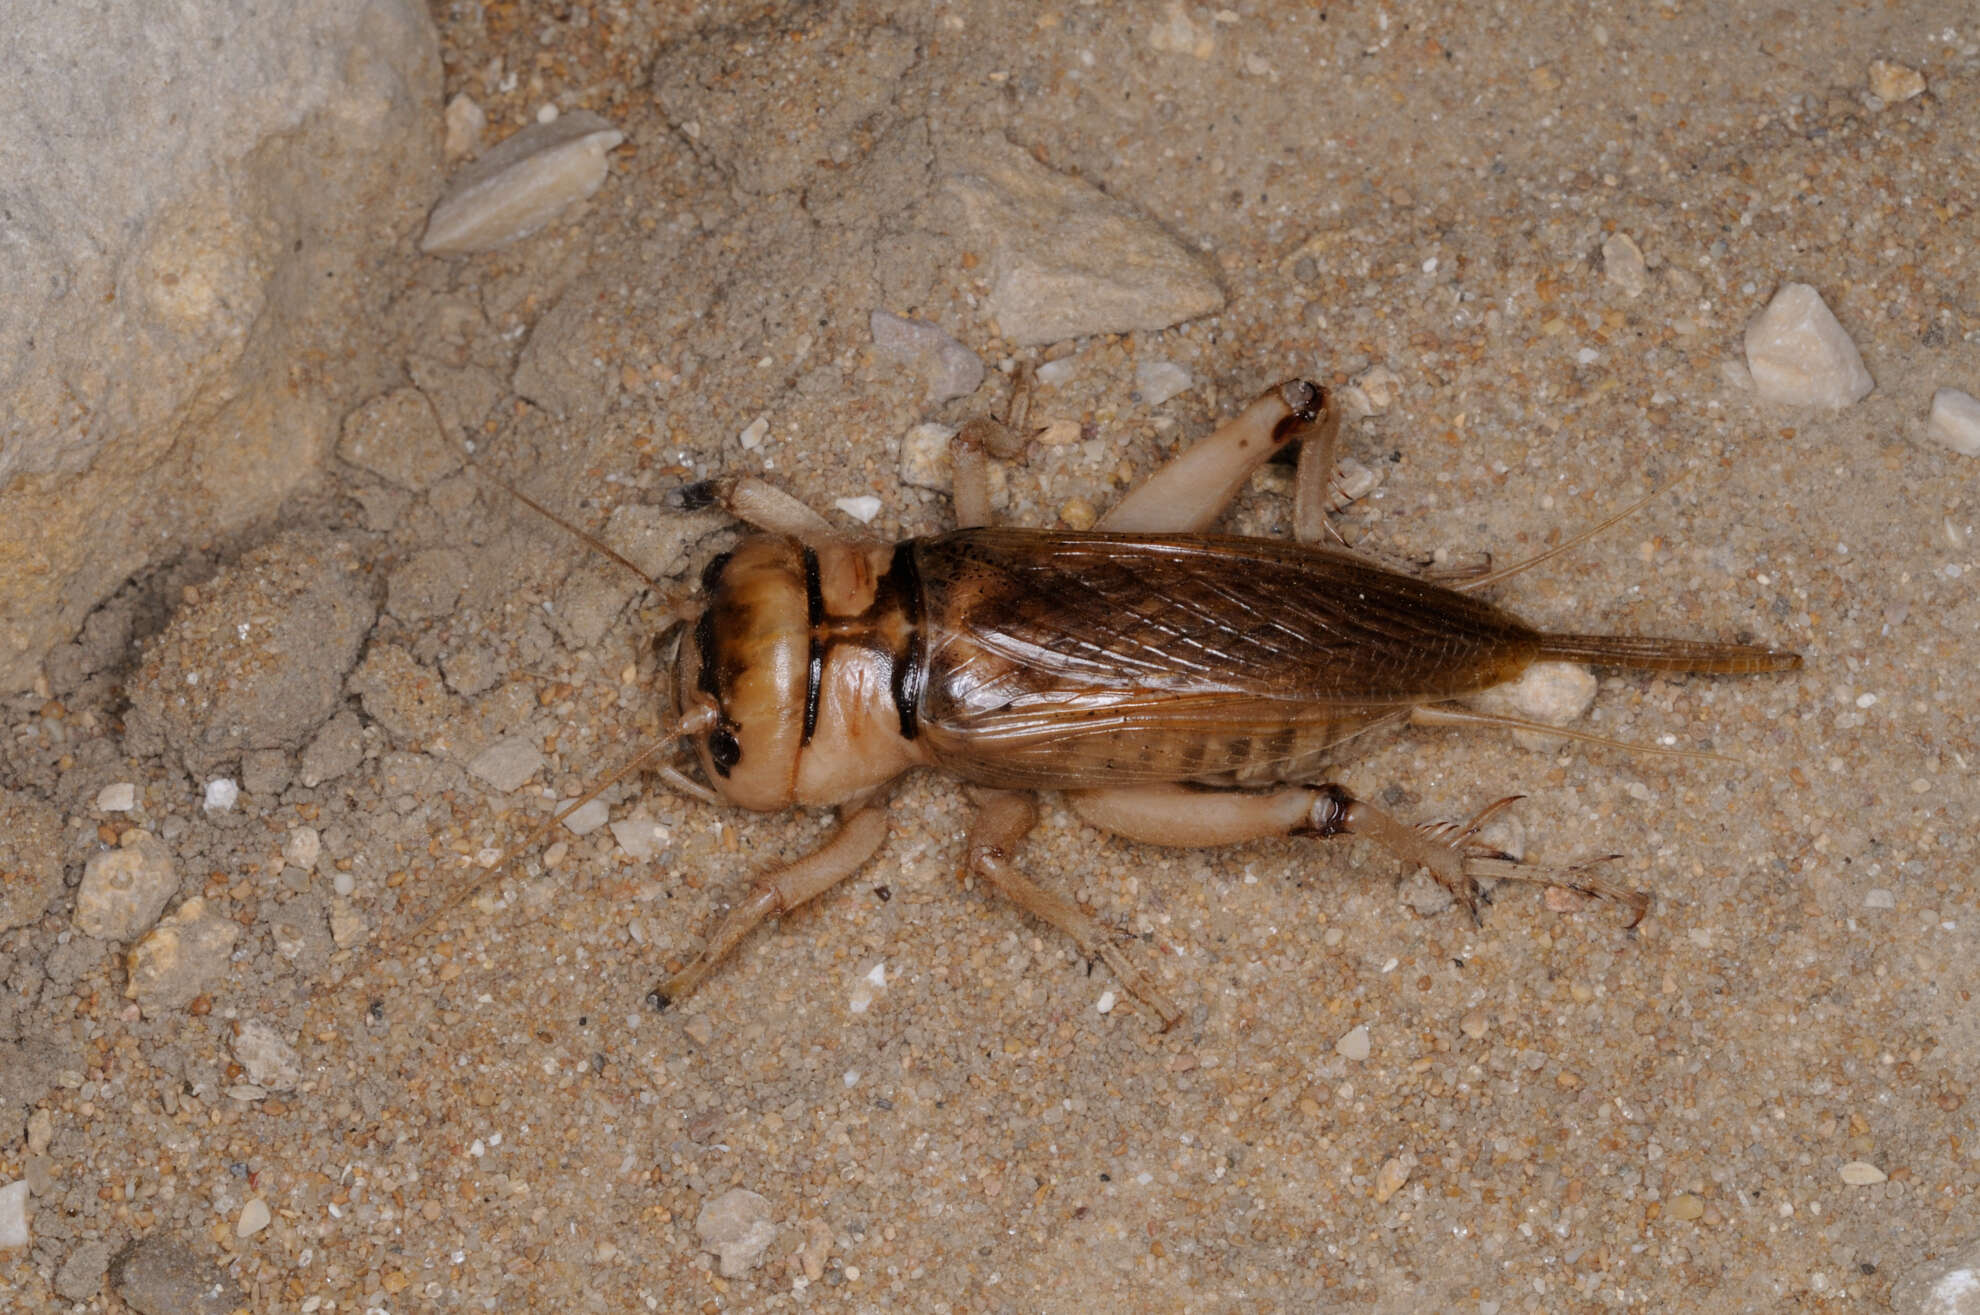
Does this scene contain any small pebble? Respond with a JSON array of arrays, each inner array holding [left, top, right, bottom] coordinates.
[[231, 1020, 302, 1091], [1400, 870, 1454, 917], [1095, 988, 1118, 1014], [897, 421, 957, 491], [1867, 59, 1925, 103], [1469, 660, 1596, 750], [422, 111, 625, 254], [738, 415, 769, 450], [1373, 1155, 1412, 1204], [1925, 388, 1980, 457], [1136, 359, 1193, 406], [608, 817, 669, 862], [74, 831, 179, 941], [282, 827, 321, 870], [833, 495, 883, 523], [560, 797, 611, 836], [1033, 418, 1082, 445], [682, 1014, 714, 1046], [869, 309, 984, 403], [1840, 1161, 1888, 1186], [97, 782, 137, 812], [126, 897, 241, 1012], [1459, 1010, 1490, 1040], [849, 961, 886, 1014], [235, 1199, 270, 1238], [695, 1188, 777, 1277], [1667, 1192, 1707, 1221], [202, 778, 239, 814], [1336, 1024, 1371, 1062], [0, 1179, 28, 1249], [1602, 232, 1648, 297], [443, 93, 486, 160], [1035, 357, 1079, 387], [1059, 497, 1097, 530], [1743, 283, 1874, 408], [1865, 888, 1896, 910], [1340, 364, 1400, 417], [27, 1109, 54, 1155], [467, 738, 545, 794], [1147, 1, 1215, 57]]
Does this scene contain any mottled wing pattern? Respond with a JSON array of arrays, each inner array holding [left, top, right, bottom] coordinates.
[[911, 529, 1542, 790]]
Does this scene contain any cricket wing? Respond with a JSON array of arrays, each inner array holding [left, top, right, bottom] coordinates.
[[909, 529, 1542, 789]]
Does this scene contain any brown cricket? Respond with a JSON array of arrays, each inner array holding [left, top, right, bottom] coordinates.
[[464, 377, 1800, 1029]]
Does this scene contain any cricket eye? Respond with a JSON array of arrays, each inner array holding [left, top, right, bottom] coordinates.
[[708, 727, 741, 774]]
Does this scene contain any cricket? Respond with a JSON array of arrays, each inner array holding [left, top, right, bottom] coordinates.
[[413, 375, 1801, 1030]]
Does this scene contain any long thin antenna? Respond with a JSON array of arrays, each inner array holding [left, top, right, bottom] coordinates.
[[1456, 470, 1696, 593], [491, 476, 668, 594]]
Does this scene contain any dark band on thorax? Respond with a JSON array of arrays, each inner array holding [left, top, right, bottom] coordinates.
[[883, 543, 924, 741], [801, 546, 823, 745]]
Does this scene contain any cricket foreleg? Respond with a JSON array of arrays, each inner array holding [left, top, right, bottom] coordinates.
[[1069, 784, 1646, 927], [949, 365, 1034, 528], [964, 790, 1181, 1029], [650, 806, 891, 1010]]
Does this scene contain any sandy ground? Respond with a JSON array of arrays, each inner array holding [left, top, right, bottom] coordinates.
[[4, 1, 1979, 1311]]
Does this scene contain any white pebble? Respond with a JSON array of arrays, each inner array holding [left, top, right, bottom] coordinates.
[[738, 415, 769, 450], [283, 826, 321, 870], [1340, 364, 1400, 417], [1035, 357, 1079, 387], [1095, 988, 1117, 1014], [467, 737, 545, 794], [1743, 283, 1874, 408], [442, 93, 486, 161], [1838, 1160, 1887, 1186], [535, 103, 560, 125], [421, 111, 624, 254], [833, 495, 883, 524], [696, 1188, 777, 1278], [232, 1020, 303, 1090], [202, 778, 239, 813], [849, 961, 886, 1014], [1136, 360, 1194, 406], [96, 782, 136, 812], [332, 870, 356, 898], [1602, 231, 1648, 297], [236, 1198, 271, 1237], [0, 1180, 27, 1250], [1864, 888, 1896, 909], [608, 817, 669, 862], [559, 797, 611, 836], [1335, 1023, 1372, 1062], [1925, 388, 1980, 457]]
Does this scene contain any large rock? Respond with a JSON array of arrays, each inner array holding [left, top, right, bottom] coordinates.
[[0, 0, 441, 694], [947, 135, 1226, 346]]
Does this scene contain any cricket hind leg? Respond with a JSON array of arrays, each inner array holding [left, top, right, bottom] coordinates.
[[650, 806, 891, 1010], [964, 790, 1182, 1029], [1097, 380, 1327, 533], [1067, 784, 1646, 927]]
